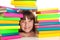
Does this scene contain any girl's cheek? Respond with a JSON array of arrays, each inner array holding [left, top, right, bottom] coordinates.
[[30, 22, 33, 25]]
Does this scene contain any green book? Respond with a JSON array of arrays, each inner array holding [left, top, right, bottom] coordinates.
[[37, 14, 59, 19], [0, 24, 19, 26], [0, 29, 18, 34], [0, 16, 20, 20]]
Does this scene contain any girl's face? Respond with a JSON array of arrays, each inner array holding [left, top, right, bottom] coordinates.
[[20, 17, 34, 33]]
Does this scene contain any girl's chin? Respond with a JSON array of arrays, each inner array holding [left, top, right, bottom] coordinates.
[[24, 31, 30, 33]]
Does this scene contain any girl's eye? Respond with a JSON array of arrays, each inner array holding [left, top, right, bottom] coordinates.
[[28, 20, 32, 22], [28, 20, 31, 22], [21, 21, 24, 24], [22, 21, 25, 23], [29, 20, 33, 22]]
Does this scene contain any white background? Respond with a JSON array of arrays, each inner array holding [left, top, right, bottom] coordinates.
[[0, 0, 59, 8]]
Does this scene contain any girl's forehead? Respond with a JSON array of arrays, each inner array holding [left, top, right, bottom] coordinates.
[[21, 18, 33, 21]]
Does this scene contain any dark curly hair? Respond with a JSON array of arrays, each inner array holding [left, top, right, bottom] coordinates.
[[19, 10, 36, 33]]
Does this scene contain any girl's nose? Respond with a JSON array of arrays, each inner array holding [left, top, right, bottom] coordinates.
[[25, 22, 29, 27]]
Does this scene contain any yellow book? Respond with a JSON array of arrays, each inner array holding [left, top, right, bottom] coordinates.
[[37, 18, 59, 20], [11, 0, 36, 7], [0, 26, 20, 29], [0, 20, 19, 24], [38, 8, 58, 11], [38, 30, 60, 38]]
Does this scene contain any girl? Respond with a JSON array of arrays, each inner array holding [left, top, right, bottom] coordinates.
[[19, 10, 38, 37]]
